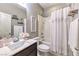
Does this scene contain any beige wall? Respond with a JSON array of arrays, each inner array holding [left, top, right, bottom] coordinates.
[[0, 3, 26, 19], [26, 3, 44, 38]]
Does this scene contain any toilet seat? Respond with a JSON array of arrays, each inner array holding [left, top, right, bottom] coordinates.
[[38, 44, 49, 52]]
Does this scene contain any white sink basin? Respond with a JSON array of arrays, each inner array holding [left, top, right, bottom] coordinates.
[[26, 39, 37, 44], [8, 40, 25, 50]]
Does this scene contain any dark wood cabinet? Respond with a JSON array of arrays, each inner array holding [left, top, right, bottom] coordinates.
[[13, 43, 37, 56]]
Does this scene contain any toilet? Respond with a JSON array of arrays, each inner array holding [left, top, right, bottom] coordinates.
[[38, 44, 49, 52], [37, 41, 50, 56]]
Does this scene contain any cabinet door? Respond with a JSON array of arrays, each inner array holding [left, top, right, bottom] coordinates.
[[0, 12, 11, 37]]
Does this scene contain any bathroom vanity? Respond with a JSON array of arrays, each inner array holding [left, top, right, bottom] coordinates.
[[13, 42, 37, 56], [10, 38, 37, 56], [0, 38, 38, 56]]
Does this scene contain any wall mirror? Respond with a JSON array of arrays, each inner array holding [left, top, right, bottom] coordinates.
[[0, 12, 25, 38]]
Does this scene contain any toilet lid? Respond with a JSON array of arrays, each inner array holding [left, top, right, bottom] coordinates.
[[38, 44, 49, 50]]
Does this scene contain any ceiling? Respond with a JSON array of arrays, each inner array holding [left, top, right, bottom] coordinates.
[[39, 3, 68, 9], [12, 3, 26, 12], [16, 3, 69, 11], [17, 3, 60, 10]]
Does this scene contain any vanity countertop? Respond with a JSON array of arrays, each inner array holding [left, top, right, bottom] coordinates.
[[0, 37, 38, 56]]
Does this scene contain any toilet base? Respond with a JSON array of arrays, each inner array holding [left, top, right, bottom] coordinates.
[[38, 50, 49, 56]]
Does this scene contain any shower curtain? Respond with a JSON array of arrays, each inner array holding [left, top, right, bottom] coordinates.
[[50, 7, 70, 56]]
